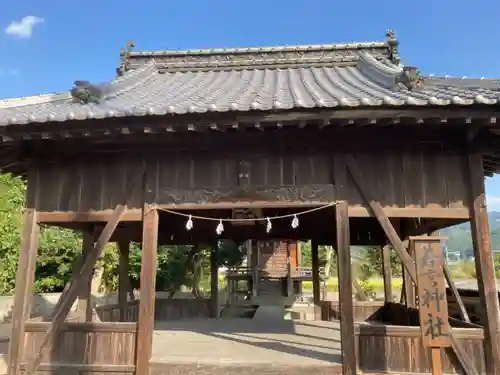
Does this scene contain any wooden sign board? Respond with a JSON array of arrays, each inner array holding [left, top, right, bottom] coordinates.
[[411, 236, 451, 348], [231, 208, 262, 226]]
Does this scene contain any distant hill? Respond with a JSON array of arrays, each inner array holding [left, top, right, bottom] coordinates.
[[440, 211, 500, 258]]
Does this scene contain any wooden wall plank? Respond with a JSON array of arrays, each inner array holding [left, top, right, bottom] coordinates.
[[33, 148, 470, 215]]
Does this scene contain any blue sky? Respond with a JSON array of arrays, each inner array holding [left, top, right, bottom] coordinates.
[[2, 0, 500, 208]]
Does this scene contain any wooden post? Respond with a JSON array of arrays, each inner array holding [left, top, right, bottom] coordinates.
[[136, 206, 159, 375], [77, 232, 94, 322], [118, 239, 131, 322], [249, 240, 258, 297], [336, 201, 356, 375], [311, 240, 321, 319], [7, 209, 40, 375], [467, 153, 500, 374], [210, 241, 219, 319], [381, 245, 393, 302], [403, 244, 416, 306], [286, 241, 294, 298]]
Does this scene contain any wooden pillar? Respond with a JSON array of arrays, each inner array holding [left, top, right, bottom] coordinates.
[[7, 209, 40, 375], [336, 201, 356, 375], [77, 232, 94, 322], [381, 245, 393, 302], [136, 206, 159, 375], [296, 242, 303, 296], [210, 242, 219, 319], [311, 240, 321, 319], [286, 241, 294, 298], [401, 242, 415, 306], [468, 153, 500, 374], [253, 240, 260, 296], [118, 240, 131, 322]]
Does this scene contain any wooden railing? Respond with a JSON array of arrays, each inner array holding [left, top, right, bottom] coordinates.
[[227, 266, 325, 278], [355, 323, 485, 374], [21, 321, 137, 374], [95, 300, 139, 322], [321, 300, 385, 322], [226, 266, 251, 276], [96, 298, 211, 323]]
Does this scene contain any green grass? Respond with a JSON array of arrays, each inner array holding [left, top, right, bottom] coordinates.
[[302, 277, 403, 293]]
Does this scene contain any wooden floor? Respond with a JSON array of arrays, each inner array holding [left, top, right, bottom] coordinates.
[[151, 319, 343, 374]]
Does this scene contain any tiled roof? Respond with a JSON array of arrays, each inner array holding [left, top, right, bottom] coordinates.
[[1, 38, 500, 126]]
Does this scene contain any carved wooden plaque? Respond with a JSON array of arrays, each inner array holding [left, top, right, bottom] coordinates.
[[159, 184, 335, 205], [412, 237, 451, 348], [231, 208, 262, 226]]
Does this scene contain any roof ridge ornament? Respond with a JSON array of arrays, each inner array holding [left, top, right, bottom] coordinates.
[[396, 66, 425, 91], [117, 40, 136, 77], [70, 81, 106, 104], [385, 29, 400, 65]]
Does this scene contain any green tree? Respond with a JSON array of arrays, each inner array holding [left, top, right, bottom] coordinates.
[[495, 252, 500, 278], [300, 241, 338, 277], [0, 173, 81, 295], [355, 246, 402, 280], [99, 239, 245, 298]]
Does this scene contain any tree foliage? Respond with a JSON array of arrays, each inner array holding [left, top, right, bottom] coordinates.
[[355, 246, 402, 280], [300, 241, 338, 277], [98, 239, 245, 297], [0, 173, 81, 295]]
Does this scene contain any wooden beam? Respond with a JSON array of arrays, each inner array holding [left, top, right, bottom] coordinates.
[[77, 232, 94, 322], [443, 264, 471, 323], [467, 153, 500, 374], [311, 240, 321, 319], [210, 241, 220, 319], [348, 206, 469, 219], [7, 209, 40, 375], [118, 240, 131, 321], [381, 245, 393, 302], [37, 210, 142, 223], [135, 206, 159, 375], [336, 201, 356, 375]]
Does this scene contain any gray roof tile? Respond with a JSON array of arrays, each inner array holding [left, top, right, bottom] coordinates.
[[1, 40, 500, 126]]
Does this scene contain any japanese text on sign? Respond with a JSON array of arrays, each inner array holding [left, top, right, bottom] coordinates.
[[412, 237, 451, 348]]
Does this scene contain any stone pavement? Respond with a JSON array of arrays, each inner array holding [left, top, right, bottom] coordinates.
[[152, 318, 342, 366]]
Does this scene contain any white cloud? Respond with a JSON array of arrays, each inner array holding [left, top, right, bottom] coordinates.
[[5, 16, 44, 39], [487, 195, 500, 211], [0, 68, 20, 77]]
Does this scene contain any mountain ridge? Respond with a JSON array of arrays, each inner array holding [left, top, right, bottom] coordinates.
[[440, 211, 500, 258]]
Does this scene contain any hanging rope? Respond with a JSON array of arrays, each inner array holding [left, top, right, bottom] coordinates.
[[154, 201, 343, 235]]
